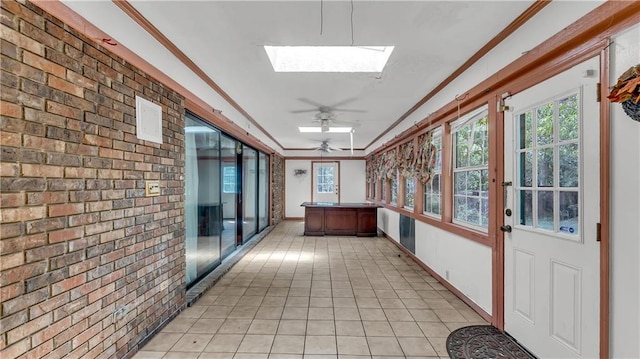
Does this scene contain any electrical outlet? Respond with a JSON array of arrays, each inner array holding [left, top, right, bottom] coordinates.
[[445, 270, 450, 281]]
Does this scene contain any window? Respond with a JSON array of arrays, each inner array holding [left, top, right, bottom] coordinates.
[[316, 166, 335, 193], [453, 109, 489, 229], [223, 166, 236, 193], [516, 93, 580, 236], [424, 129, 442, 216], [381, 180, 387, 201], [390, 171, 398, 205], [404, 178, 415, 209]]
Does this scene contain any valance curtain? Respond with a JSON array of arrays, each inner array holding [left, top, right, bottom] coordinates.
[[416, 131, 437, 184], [397, 140, 416, 179]]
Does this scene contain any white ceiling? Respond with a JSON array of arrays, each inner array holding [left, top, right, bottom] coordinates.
[[61, 0, 534, 152]]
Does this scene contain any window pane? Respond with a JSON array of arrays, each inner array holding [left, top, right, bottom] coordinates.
[[537, 103, 554, 145], [434, 136, 442, 171], [519, 111, 533, 149], [456, 127, 470, 168], [559, 94, 579, 141], [467, 197, 480, 224], [537, 148, 554, 187], [382, 181, 386, 201], [432, 195, 441, 215], [405, 178, 415, 208], [470, 116, 488, 166], [432, 174, 440, 195], [390, 177, 398, 204], [537, 191, 554, 231], [519, 190, 533, 227], [481, 169, 489, 195], [454, 196, 468, 223], [454, 172, 467, 194], [468, 170, 481, 193], [559, 191, 579, 235], [481, 198, 489, 227], [519, 151, 533, 187], [559, 143, 578, 187]]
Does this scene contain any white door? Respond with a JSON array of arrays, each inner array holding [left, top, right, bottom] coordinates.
[[503, 57, 600, 358], [312, 161, 339, 203]]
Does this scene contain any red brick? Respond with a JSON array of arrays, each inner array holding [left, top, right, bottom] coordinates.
[[83, 134, 112, 147], [0, 251, 24, 270], [48, 227, 84, 243], [0, 281, 24, 302], [0, 162, 20, 177], [21, 164, 64, 178], [2, 287, 48, 316], [48, 75, 83, 98], [28, 292, 70, 318], [0, 100, 22, 118], [0, 206, 46, 223], [68, 255, 100, 276], [31, 317, 70, 347], [0, 130, 21, 146], [86, 201, 112, 212], [0, 338, 30, 359], [22, 50, 65, 78], [98, 147, 123, 159], [7, 312, 51, 344], [48, 203, 84, 217], [72, 322, 101, 349], [51, 273, 86, 296], [0, 233, 45, 253], [64, 167, 97, 178], [67, 69, 98, 91], [0, 310, 28, 336], [17, 340, 54, 359], [27, 192, 68, 205], [23, 135, 65, 152], [97, 169, 122, 179], [1, 25, 44, 55], [46, 100, 82, 119]]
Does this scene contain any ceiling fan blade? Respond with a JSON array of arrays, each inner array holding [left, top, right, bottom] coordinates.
[[328, 97, 357, 109], [331, 120, 360, 127], [333, 108, 367, 113], [297, 98, 325, 108], [290, 109, 319, 114]]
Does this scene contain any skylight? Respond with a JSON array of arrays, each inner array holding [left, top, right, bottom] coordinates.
[[265, 46, 394, 73], [298, 126, 352, 133]]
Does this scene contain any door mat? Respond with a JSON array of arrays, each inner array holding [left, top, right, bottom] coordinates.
[[446, 325, 536, 359]]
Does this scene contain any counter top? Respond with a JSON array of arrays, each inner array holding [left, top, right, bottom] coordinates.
[[300, 202, 382, 208]]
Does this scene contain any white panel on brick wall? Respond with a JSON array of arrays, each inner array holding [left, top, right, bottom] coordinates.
[[136, 95, 163, 144]]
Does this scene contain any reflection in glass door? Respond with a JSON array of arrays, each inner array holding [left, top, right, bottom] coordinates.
[[242, 145, 257, 242], [184, 115, 221, 287], [220, 135, 237, 259], [258, 152, 268, 231]]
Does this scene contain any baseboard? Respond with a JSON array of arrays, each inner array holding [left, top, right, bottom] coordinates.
[[284, 217, 304, 220], [379, 229, 492, 323]]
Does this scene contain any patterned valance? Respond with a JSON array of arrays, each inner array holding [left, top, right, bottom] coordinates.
[[384, 148, 398, 179], [416, 131, 437, 184], [397, 140, 416, 179]]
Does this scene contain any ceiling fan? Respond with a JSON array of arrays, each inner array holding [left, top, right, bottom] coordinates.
[[315, 140, 342, 153], [291, 97, 366, 114]]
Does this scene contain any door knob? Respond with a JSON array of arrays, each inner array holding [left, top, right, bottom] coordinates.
[[500, 225, 512, 233]]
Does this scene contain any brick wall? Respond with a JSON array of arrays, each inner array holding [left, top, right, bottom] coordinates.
[[271, 155, 284, 224], [0, 1, 186, 358]]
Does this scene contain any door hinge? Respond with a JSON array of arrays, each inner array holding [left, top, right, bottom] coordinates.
[[596, 83, 601, 102], [596, 222, 601, 242]]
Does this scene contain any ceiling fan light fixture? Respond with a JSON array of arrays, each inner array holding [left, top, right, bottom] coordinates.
[[328, 127, 352, 133], [264, 46, 394, 72], [298, 127, 322, 133]]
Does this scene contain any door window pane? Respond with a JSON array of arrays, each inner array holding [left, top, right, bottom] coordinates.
[[220, 135, 237, 259], [559, 94, 579, 141], [316, 166, 334, 193], [243, 145, 257, 242], [537, 191, 554, 231], [258, 152, 268, 231], [519, 190, 533, 227], [559, 191, 579, 235], [536, 103, 554, 145], [559, 143, 578, 187], [537, 148, 554, 187]]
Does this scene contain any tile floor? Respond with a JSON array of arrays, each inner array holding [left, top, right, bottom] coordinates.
[[134, 221, 487, 359]]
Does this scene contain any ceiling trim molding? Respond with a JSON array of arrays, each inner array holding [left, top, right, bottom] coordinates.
[[111, 0, 284, 149], [284, 156, 365, 161], [366, 0, 551, 149]]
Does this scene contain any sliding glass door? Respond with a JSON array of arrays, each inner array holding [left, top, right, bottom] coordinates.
[[242, 145, 257, 242], [258, 152, 269, 231], [220, 135, 237, 259], [184, 115, 221, 287]]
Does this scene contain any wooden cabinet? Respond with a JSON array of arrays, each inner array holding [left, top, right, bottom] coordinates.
[[301, 202, 380, 237]]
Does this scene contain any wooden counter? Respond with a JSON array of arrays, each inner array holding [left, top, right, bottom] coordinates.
[[301, 202, 381, 237]]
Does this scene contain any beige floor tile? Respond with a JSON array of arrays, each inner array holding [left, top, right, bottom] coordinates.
[[164, 352, 200, 359], [332, 288, 355, 298], [202, 306, 235, 319], [237, 334, 275, 353], [355, 298, 381, 309], [302, 355, 337, 359], [278, 320, 307, 335], [335, 321, 364, 336], [309, 297, 333, 308], [272, 280, 293, 288], [416, 322, 450, 338], [268, 355, 302, 359], [262, 297, 287, 307], [163, 317, 197, 333], [245, 288, 269, 296], [306, 320, 335, 335], [416, 291, 442, 300], [427, 337, 448, 356], [184, 319, 225, 335], [286, 296, 310, 307], [389, 322, 423, 337], [382, 309, 413, 322], [132, 351, 165, 359], [271, 335, 305, 354], [282, 307, 309, 320], [331, 281, 352, 289], [310, 288, 332, 297], [234, 354, 269, 359], [203, 334, 244, 353], [336, 337, 370, 356], [256, 306, 284, 320], [358, 309, 386, 321], [338, 356, 371, 359], [396, 337, 436, 356], [433, 309, 465, 322], [423, 299, 453, 310], [304, 336, 337, 355], [378, 299, 404, 309], [353, 289, 375, 298], [401, 299, 429, 309], [238, 296, 265, 307], [289, 287, 311, 296], [229, 306, 259, 319], [267, 288, 291, 297], [215, 296, 242, 306], [362, 321, 394, 337], [332, 298, 356, 308], [308, 308, 334, 320], [248, 319, 280, 335], [142, 333, 183, 352], [181, 306, 208, 319], [333, 307, 361, 321], [408, 309, 439, 322], [366, 337, 403, 356], [218, 319, 252, 334], [373, 290, 398, 299]]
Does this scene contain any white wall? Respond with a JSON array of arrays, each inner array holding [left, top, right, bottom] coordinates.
[[284, 159, 366, 218], [609, 24, 640, 359], [377, 208, 492, 315]]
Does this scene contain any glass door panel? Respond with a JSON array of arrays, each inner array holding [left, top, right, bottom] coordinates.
[[220, 135, 237, 259], [258, 152, 269, 231], [242, 145, 258, 241], [184, 115, 221, 287]]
